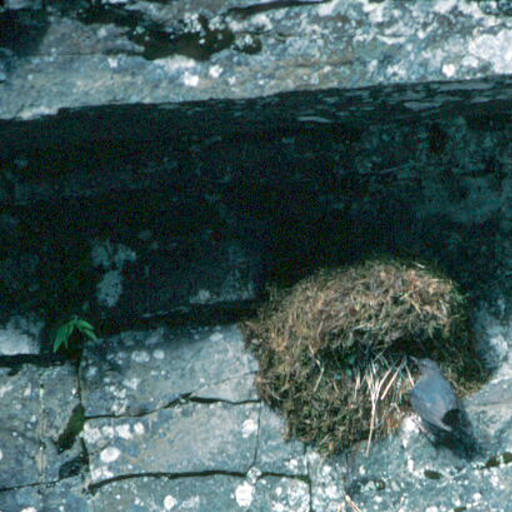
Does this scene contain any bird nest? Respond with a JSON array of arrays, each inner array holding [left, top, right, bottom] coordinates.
[[244, 257, 486, 454]]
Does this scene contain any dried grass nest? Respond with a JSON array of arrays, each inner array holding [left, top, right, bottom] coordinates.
[[244, 258, 486, 454]]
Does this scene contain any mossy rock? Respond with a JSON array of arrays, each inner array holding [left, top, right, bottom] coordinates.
[[244, 257, 486, 454]]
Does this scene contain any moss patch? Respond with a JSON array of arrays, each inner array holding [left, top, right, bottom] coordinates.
[[244, 257, 486, 454]]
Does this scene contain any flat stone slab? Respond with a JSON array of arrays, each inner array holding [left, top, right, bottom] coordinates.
[[255, 403, 307, 476], [91, 472, 310, 512], [91, 474, 247, 512], [0, 364, 82, 488], [80, 324, 258, 417], [0, 476, 89, 512], [5, 311, 512, 511], [83, 401, 260, 484]]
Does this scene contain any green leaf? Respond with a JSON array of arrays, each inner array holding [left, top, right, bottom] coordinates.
[[75, 319, 95, 331], [53, 322, 75, 353], [79, 326, 97, 341], [52, 316, 98, 353], [61, 321, 75, 339]]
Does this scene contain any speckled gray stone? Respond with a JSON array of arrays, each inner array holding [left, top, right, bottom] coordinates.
[[82, 401, 260, 484], [252, 475, 310, 512], [0, 364, 82, 488], [0, 476, 90, 512], [255, 403, 307, 476], [1, 309, 512, 511], [0, 314, 43, 355], [80, 324, 258, 417], [338, 428, 512, 512], [308, 450, 346, 512], [90, 474, 247, 512], [2, 0, 512, 119]]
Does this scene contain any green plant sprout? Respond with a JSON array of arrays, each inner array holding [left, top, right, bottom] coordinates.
[[53, 315, 97, 353]]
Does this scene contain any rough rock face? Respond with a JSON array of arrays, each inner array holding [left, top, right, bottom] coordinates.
[[0, 322, 512, 511], [2, 0, 512, 510], [2, 0, 512, 328], [2, 0, 512, 117], [2, 89, 512, 337]]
